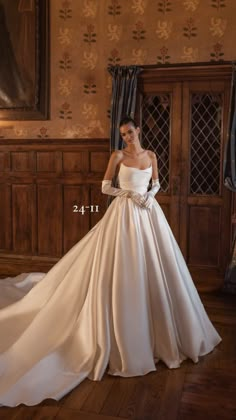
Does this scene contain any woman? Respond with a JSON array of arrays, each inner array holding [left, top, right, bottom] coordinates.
[[0, 116, 221, 407]]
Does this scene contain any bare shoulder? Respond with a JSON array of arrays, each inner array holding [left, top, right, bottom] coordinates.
[[109, 149, 123, 164], [147, 150, 157, 160], [112, 150, 123, 159], [103, 150, 123, 179]]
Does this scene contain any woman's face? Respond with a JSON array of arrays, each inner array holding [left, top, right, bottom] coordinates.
[[120, 123, 140, 145]]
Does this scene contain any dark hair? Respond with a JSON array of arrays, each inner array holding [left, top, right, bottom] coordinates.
[[119, 115, 138, 128]]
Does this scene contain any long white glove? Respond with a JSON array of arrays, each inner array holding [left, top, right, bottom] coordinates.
[[143, 179, 160, 209], [102, 180, 147, 208]]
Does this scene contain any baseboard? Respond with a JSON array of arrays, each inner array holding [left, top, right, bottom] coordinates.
[[0, 254, 59, 278]]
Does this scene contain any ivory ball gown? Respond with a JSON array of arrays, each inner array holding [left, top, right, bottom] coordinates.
[[0, 163, 221, 406]]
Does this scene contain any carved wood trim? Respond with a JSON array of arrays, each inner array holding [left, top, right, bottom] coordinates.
[[138, 63, 233, 88]]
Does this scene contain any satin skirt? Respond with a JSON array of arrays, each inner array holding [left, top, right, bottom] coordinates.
[[0, 197, 221, 406]]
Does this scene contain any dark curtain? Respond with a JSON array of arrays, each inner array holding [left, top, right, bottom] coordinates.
[[223, 66, 236, 191], [108, 65, 143, 152], [106, 65, 142, 205], [223, 64, 236, 293], [223, 234, 236, 294]]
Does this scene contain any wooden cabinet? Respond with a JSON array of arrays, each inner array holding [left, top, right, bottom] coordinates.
[[137, 64, 232, 290]]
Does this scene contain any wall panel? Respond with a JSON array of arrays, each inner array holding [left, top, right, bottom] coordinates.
[[63, 185, 90, 252], [188, 206, 221, 266], [12, 185, 35, 254], [0, 139, 109, 276], [0, 184, 12, 250]]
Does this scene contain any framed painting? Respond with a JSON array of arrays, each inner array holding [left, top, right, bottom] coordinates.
[[0, 0, 49, 120]]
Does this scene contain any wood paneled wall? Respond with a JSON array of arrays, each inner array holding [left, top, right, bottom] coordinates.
[[0, 139, 109, 276]]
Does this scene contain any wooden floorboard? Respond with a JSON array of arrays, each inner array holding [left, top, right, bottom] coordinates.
[[0, 292, 235, 420]]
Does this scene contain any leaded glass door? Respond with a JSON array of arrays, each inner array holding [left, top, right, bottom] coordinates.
[[181, 80, 231, 288], [138, 66, 232, 289]]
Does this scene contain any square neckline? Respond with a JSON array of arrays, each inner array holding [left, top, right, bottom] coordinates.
[[120, 162, 152, 171]]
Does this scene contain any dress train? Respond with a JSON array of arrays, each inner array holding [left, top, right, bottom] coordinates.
[[0, 164, 221, 406]]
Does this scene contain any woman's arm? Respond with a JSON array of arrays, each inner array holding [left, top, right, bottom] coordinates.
[[148, 150, 159, 180], [103, 150, 123, 181], [143, 151, 160, 209], [102, 150, 130, 197]]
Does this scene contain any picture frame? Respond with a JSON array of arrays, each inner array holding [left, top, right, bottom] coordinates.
[[0, 0, 49, 120]]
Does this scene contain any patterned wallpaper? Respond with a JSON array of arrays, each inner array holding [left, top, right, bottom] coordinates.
[[1, 0, 236, 139]]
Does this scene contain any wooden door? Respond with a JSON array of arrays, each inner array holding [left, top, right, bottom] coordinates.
[[140, 82, 182, 241], [138, 64, 232, 290], [180, 80, 231, 289]]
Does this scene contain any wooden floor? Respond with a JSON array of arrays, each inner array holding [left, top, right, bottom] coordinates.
[[0, 292, 236, 420]]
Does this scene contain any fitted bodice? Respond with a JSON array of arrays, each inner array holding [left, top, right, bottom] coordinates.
[[118, 163, 152, 194]]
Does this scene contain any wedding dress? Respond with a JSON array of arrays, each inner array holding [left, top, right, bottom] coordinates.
[[0, 163, 221, 406]]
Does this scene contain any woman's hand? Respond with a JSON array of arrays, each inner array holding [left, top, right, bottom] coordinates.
[[102, 182, 148, 209], [129, 192, 147, 208], [142, 192, 155, 209], [142, 179, 161, 209]]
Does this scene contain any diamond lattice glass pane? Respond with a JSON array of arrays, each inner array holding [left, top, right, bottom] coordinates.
[[190, 93, 222, 195], [141, 94, 170, 192]]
